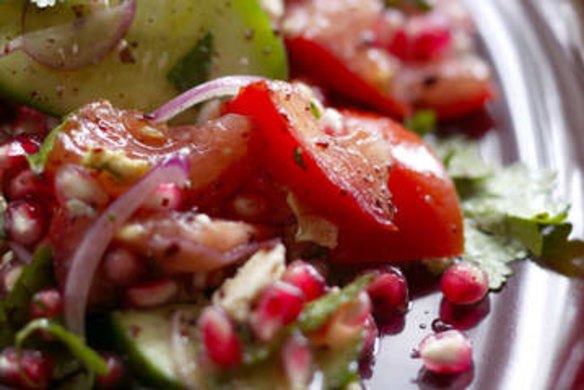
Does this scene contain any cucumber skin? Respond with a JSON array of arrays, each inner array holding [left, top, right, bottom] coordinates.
[[0, 0, 288, 117], [107, 310, 183, 390]]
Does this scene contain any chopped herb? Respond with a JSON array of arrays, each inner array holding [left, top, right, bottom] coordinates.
[[310, 101, 321, 120], [0, 247, 54, 346], [27, 122, 64, 174], [167, 32, 214, 92], [293, 147, 307, 170], [298, 273, 374, 332], [16, 319, 108, 377], [404, 110, 436, 136], [385, 0, 433, 12]]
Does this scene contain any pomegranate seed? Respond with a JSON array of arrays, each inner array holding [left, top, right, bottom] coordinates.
[[0, 348, 54, 390], [418, 330, 473, 374], [440, 262, 489, 305], [54, 165, 109, 208], [5, 200, 46, 246], [361, 315, 379, 358], [0, 136, 39, 171], [12, 106, 48, 136], [198, 306, 242, 368], [29, 289, 63, 320], [5, 169, 51, 201], [367, 267, 409, 318], [103, 248, 142, 287], [140, 183, 183, 212], [125, 280, 178, 308], [282, 261, 327, 302], [387, 15, 452, 62], [96, 353, 125, 389], [250, 282, 304, 342], [282, 333, 313, 388]]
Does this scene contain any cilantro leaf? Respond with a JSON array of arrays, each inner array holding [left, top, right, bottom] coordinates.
[[431, 136, 493, 182], [0, 247, 54, 346], [432, 137, 575, 288], [167, 32, 214, 92], [462, 219, 524, 289]]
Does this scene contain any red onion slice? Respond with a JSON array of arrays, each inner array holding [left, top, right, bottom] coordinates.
[[63, 157, 189, 337], [20, 0, 136, 70], [8, 242, 33, 265], [148, 76, 266, 124], [150, 236, 281, 272]]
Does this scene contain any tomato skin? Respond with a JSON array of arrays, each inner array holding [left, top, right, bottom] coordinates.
[[227, 81, 396, 235], [286, 36, 412, 119], [332, 110, 463, 263]]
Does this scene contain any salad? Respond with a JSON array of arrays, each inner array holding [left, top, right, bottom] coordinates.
[[0, 0, 580, 389]]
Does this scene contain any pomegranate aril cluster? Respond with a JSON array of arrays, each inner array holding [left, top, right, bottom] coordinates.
[[0, 348, 54, 390]]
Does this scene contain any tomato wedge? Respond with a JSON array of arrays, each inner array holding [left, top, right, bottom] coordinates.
[[283, 0, 494, 120], [227, 81, 396, 235], [332, 110, 463, 263], [286, 36, 412, 119]]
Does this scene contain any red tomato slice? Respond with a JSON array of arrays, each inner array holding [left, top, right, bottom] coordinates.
[[45, 101, 253, 196], [284, 0, 494, 120], [286, 36, 412, 119], [332, 110, 463, 263], [227, 81, 396, 235]]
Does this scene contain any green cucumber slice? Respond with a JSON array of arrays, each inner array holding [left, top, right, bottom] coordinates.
[[0, 0, 288, 116], [108, 306, 198, 389]]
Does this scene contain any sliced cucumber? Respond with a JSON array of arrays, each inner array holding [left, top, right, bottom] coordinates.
[[109, 305, 363, 389], [108, 306, 200, 389], [0, 0, 288, 116]]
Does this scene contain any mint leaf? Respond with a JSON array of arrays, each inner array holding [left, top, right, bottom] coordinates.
[[298, 273, 373, 332], [16, 319, 108, 376], [167, 32, 214, 92], [27, 122, 63, 174], [0, 246, 54, 346]]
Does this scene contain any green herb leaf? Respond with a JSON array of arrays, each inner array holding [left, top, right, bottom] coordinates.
[[16, 318, 108, 375], [167, 32, 214, 92], [0, 246, 54, 346], [298, 273, 373, 332], [431, 137, 575, 288], [462, 219, 524, 289], [27, 122, 63, 174], [293, 146, 307, 170], [431, 136, 493, 183], [385, 0, 433, 12], [404, 110, 436, 136]]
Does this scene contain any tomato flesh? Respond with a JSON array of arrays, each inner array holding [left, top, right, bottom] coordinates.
[[227, 81, 396, 235], [332, 110, 463, 262]]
